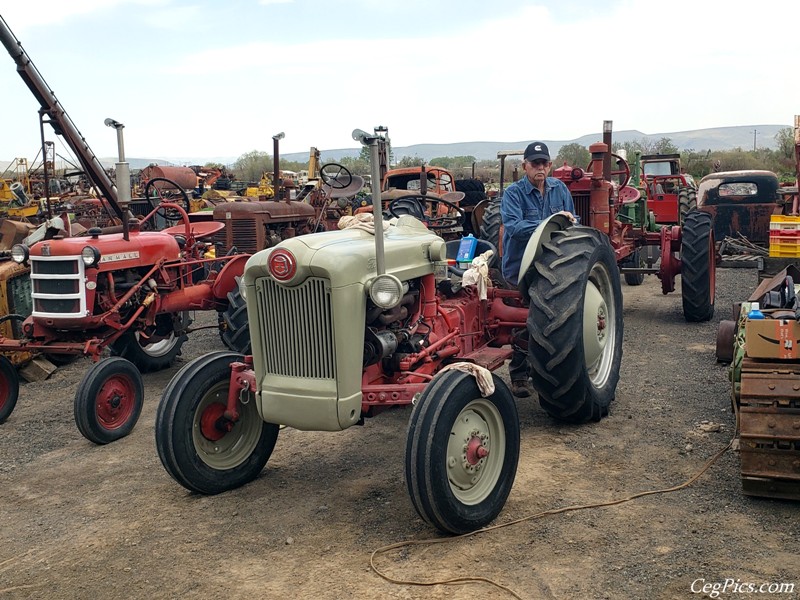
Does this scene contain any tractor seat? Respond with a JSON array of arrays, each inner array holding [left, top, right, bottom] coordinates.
[[618, 186, 641, 203], [321, 175, 366, 199]]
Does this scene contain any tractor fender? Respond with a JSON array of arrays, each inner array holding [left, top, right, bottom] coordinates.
[[517, 213, 573, 302], [212, 254, 250, 301]]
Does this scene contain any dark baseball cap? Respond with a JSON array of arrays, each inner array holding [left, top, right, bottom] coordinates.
[[524, 141, 550, 162]]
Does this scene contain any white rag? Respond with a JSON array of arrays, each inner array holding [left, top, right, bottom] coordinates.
[[461, 249, 494, 300], [338, 213, 391, 234], [438, 362, 495, 397]]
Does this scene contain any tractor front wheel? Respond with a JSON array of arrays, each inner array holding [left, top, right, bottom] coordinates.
[[527, 226, 623, 423], [405, 370, 520, 534], [622, 248, 645, 286], [74, 357, 144, 444], [681, 210, 715, 322], [218, 276, 251, 354], [155, 351, 279, 495], [0, 355, 20, 423]]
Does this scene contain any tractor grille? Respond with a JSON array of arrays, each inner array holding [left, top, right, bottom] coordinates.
[[572, 192, 590, 226], [255, 277, 335, 379], [215, 219, 259, 254], [30, 256, 87, 317]]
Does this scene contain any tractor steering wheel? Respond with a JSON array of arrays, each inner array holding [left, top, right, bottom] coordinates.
[[144, 177, 192, 227], [320, 163, 353, 190], [388, 194, 465, 230], [586, 153, 631, 190]]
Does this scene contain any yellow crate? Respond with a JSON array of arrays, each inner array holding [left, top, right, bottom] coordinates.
[[769, 242, 800, 257], [770, 215, 800, 229]]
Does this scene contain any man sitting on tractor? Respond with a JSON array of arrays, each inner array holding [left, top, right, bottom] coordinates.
[[500, 141, 577, 398]]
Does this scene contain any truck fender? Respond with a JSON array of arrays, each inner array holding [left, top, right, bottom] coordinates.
[[212, 254, 250, 301], [517, 213, 572, 302]]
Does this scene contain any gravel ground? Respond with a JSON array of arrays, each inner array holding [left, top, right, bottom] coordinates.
[[0, 265, 798, 600]]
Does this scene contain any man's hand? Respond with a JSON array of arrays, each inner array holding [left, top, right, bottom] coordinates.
[[557, 210, 577, 223]]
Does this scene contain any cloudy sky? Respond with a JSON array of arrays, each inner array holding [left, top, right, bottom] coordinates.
[[0, 0, 797, 165]]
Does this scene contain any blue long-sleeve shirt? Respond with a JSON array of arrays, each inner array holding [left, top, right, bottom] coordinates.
[[500, 176, 575, 285]]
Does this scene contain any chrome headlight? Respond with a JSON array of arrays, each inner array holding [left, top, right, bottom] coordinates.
[[368, 274, 403, 309], [239, 276, 248, 301], [10, 244, 28, 264], [81, 246, 102, 267]]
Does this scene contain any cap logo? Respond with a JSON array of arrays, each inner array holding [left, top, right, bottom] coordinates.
[[534, 145, 542, 151]]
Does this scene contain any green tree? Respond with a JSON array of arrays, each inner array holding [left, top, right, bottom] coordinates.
[[232, 150, 271, 183], [653, 137, 679, 154], [395, 155, 425, 168], [775, 127, 794, 160], [554, 143, 590, 168]]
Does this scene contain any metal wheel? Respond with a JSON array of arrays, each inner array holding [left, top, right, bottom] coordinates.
[[110, 313, 189, 373], [74, 357, 144, 444], [0, 355, 20, 424], [405, 370, 519, 534], [155, 351, 279, 495]]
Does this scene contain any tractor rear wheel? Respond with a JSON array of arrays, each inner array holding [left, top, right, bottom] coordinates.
[[218, 276, 251, 354], [526, 226, 623, 423], [110, 312, 189, 373], [678, 187, 697, 224], [0, 355, 20, 424], [405, 369, 519, 534], [74, 357, 144, 444], [155, 351, 279, 495], [479, 196, 501, 251], [455, 178, 487, 207], [681, 210, 715, 322]]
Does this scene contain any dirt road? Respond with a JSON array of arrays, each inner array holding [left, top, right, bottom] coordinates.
[[1, 267, 798, 600]]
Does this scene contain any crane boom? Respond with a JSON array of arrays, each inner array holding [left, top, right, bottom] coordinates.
[[0, 15, 124, 222]]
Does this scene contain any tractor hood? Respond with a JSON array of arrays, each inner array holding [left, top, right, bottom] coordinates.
[[29, 230, 181, 272], [243, 215, 446, 290]]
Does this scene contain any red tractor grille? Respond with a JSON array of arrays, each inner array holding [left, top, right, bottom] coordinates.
[[215, 218, 259, 254], [572, 192, 590, 226], [30, 256, 87, 317]]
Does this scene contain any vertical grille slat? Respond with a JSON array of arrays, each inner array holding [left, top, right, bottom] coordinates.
[[257, 277, 335, 379]]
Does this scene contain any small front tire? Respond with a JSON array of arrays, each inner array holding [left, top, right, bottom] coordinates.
[[405, 370, 520, 535], [155, 351, 279, 495], [74, 357, 144, 444]]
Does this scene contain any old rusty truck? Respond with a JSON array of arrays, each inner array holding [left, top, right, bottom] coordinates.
[[154, 127, 625, 534]]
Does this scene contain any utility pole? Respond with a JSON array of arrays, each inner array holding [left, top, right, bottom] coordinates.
[[752, 129, 758, 151]]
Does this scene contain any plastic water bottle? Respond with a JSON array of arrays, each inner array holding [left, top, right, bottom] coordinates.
[[747, 302, 765, 320], [456, 234, 478, 266]]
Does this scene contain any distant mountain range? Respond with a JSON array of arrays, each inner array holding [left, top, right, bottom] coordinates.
[[4, 124, 787, 171]]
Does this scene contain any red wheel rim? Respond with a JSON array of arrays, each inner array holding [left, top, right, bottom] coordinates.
[[95, 374, 137, 430], [199, 402, 227, 442]]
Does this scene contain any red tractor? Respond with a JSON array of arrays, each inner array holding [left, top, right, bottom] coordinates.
[[0, 16, 250, 443], [640, 153, 698, 225]]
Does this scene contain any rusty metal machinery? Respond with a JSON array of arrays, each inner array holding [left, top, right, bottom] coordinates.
[[738, 356, 800, 499]]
